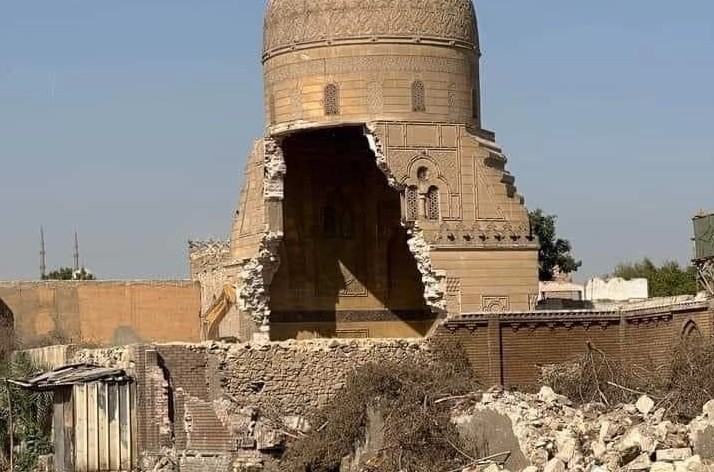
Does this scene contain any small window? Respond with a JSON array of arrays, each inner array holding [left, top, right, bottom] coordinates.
[[324, 83, 340, 116], [406, 186, 419, 221], [426, 186, 440, 220], [411, 80, 426, 112], [417, 166, 429, 181]]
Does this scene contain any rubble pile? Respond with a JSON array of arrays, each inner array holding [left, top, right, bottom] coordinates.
[[455, 387, 714, 472]]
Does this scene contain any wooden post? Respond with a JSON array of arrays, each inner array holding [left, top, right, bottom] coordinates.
[[4, 379, 13, 472]]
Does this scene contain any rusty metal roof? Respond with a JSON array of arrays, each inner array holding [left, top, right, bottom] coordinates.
[[9, 363, 131, 390]]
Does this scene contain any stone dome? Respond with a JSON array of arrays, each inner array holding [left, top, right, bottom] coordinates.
[[263, 0, 479, 60]]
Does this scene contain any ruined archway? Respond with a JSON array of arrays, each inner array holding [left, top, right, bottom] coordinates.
[[682, 320, 703, 343], [268, 126, 434, 340], [0, 298, 15, 359]]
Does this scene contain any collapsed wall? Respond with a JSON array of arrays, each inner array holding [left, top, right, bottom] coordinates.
[[70, 339, 431, 470], [63, 339, 714, 472], [365, 124, 447, 317]]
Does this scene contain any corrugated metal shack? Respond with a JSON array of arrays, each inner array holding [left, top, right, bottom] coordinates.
[[12, 363, 136, 472]]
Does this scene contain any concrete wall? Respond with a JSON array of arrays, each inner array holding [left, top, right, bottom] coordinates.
[[0, 281, 201, 347], [585, 277, 649, 301]]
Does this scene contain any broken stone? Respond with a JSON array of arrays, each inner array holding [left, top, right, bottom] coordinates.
[[538, 387, 567, 405], [522, 466, 538, 472], [651, 462, 676, 472], [592, 440, 607, 460], [674, 455, 705, 472], [689, 421, 714, 461], [543, 458, 566, 472], [555, 434, 577, 462], [656, 448, 693, 463], [482, 463, 500, 472], [626, 453, 651, 471], [636, 395, 655, 416], [617, 426, 656, 455], [702, 400, 714, 419]]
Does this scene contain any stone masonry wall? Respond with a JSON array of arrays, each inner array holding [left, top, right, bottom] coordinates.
[[70, 339, 432, 471], [189, 240, 231, 316]]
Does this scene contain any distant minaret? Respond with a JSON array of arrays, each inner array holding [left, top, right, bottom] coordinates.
[[73, 229, 80, 272], [40, 226, 47, 279]]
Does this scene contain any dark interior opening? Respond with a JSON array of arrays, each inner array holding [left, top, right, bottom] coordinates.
[[268, 126, 433, 339]]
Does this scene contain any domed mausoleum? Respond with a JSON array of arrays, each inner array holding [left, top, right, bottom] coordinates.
[[194, 0, 539, 341]]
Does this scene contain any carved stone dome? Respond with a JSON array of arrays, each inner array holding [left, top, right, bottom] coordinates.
[[263, 0, 479, 60]]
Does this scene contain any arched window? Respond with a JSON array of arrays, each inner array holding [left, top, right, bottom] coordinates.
[[411, 80, 426, 112], [405, 186, 419, 221], [324, 83, 340, 115], [426, 186, 440, 220], [417, 166, 429, 181]]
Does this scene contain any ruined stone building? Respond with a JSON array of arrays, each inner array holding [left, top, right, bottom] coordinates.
[[2, 1, 712, 393], [192, 0, 539, 342]]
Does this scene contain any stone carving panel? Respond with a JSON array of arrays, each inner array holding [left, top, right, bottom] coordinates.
[[388, 150, 460, 193], [367, 81, 384, 115], [264, 0, 477, 55], [265, 56, 468, 86], [482, 296, 510, 313]]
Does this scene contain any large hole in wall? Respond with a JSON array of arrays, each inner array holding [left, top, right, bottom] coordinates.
[[269, 126, 435, 339], [0, 298, 15, 359]]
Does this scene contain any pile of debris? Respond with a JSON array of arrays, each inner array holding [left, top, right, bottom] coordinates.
[[453, 387, 714, 472]]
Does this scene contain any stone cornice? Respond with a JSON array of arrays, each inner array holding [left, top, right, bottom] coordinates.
[[443, 297, 712, 332], [263, 37, 478, 62]]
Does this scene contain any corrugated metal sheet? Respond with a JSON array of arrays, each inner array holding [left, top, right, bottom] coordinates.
[[72, 382, 136, 472], [694, 214, 714, 260]]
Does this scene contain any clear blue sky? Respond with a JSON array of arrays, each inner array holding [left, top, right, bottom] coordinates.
[[1, 1, 713, 281]]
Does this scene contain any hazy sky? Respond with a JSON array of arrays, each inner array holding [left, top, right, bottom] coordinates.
[[1, 1, 713, 282]]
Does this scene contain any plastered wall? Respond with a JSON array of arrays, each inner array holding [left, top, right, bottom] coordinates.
[[0, 281, 201, 346]]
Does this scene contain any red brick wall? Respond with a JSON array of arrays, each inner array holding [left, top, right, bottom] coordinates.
[[500, 324, 621, 387]]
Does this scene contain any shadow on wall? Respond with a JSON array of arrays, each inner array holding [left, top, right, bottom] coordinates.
[[270, 127, 434, 339], [0, 298, 14, 358], [113, 326, 144, 346]]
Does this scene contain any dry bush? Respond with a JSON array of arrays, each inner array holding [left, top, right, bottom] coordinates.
[[666, 338, 714, 420], [274, 340, 481, 472], [540, 339, 714, 421]]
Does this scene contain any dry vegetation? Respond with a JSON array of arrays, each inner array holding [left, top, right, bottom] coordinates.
[[272, 340, 481, 472], [540, 339, 714, 421], [0, 354, 53, 472]]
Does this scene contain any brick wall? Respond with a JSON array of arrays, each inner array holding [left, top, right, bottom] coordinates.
[[64, 299, 712, 469]]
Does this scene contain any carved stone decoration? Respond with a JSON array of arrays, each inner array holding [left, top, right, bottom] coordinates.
[[528, 293, 539, 311], [446, 277, 461, 294], [264, 56, 470, 86], [264, 0, 478, 57], [482, 296, 509, 313], [367, 80, 384, 115], [290, 83, 303, 121], [447, 83, 458, 121]]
